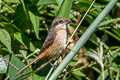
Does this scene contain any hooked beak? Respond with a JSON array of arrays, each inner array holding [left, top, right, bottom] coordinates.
[[66, 19, 72, 24]]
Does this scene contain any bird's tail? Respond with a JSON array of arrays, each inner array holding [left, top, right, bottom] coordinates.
[[16, 53, 46, 76]]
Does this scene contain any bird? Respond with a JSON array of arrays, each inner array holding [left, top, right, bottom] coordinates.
[[16, 17, 71, 76]]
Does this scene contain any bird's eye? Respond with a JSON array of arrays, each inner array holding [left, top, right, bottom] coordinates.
[[59, 20, 64, 23], [53, 20, 64, 27]]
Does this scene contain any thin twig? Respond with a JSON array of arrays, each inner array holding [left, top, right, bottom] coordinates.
[[26, 48, 40, 60], [3, 58, 19, 70], [17, 58, 53, 80], [33, 58, 53, 73]]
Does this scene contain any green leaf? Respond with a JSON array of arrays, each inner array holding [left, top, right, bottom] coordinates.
[[112, 28, 120, 37], [14, 32, 35, 51], [92, 66, 101, 74], [8, 55, 31, 80], [108, 51, 120, 63], [85, 51, 103, 67], [0, 22, 14, 33], [0, 55, 9, 73], [69, 61, 76, 67], [29, 10, 40, 39], [97, 69, 108, 80], [37, 0, 56, 5], [68, 58, 78, 67], [85, 14, 94, 24], [20, 0, 28, 20], [0, 74, 3, 80], [2, 4, 15, 13], [116, 2, 120, 7], [13, 4, 30, 30], [30, 42, 36, 51], [32, 74, 45, 80], [89, 10, 99, 17], [13, 32, 26, 46], [4, 0, 20, 3], [0, 29, 12, 53], [56, 0, 73, 18], [104, 30, 120, 42], [56, 0, 64, 6], [99, 18, 120, 26], [19, 50, 27, 58], [72, 71, 86, 77]]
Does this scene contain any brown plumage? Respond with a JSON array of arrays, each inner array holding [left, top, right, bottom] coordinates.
[[16, 17, 71, 76]]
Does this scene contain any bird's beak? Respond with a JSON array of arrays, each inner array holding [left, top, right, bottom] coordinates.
[[66, 19, 72, 24]]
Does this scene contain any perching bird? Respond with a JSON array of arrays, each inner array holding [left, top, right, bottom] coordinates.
[[16, 17, 71, 76]]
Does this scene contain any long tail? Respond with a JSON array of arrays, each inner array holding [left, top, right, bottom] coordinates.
[[16, 53, 46, 76]]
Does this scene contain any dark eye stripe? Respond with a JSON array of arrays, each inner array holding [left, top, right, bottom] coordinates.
[[53, 20, 64, 27], [59, 20, 64, 23], [54, 22, 59, 27]]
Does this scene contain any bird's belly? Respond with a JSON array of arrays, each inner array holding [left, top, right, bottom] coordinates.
[[46, 31, 67, 59]]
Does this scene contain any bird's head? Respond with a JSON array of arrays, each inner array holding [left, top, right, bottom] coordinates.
[[51, 17, 71, 30]]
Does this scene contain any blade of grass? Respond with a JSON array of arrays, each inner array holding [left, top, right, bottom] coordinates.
[[104, 30, 120, 41], [99, 18, 120, 26], [56, 0, 73, 18]]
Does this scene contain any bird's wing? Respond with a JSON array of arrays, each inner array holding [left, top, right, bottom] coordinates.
[[40, 29, 56, 53]]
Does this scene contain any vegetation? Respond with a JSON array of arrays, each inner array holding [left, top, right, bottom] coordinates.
[[0, 0, 120, 80]]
